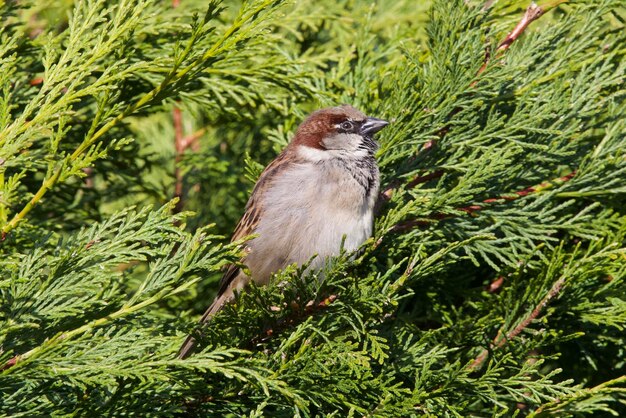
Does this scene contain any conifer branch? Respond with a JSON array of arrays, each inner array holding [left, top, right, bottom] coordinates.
[[379, 1, 558, 205], [257, 295, 338, 341], [531, 375, 626, 416], [389, 172, 576, 233], [1, 0, 623, 414], [468, 272, 568, 372], [1, 288, 168, 372], [1, 247, 202, 373], [0, 0, 280, 237], [474, 2, 551, 80]]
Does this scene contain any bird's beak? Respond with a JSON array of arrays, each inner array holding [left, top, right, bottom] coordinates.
[[360, 117, 389, 136]]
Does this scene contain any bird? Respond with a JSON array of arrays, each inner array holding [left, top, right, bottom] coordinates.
[[178, 105, 389, 358]]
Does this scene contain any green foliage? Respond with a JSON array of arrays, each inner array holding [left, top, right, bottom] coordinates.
[[0, 0, 625, 416]]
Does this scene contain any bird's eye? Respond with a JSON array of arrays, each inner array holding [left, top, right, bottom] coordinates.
[[340, 121, 354, 131]]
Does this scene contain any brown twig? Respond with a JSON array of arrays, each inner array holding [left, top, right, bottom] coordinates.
[[388, 171, 575, 235], [82, 167, 94, 188], [254, 295, 338, 342], [182, 128, 205, 152], [380, 169, 444, 205], [457, 171, 576, 216], [172, 107, 205, 214], [406, 169, 445, 191], [486, 276, 505, 293], [0, 356, 18, 371], [474, 2, 546, 81], [468, 274, 567, 371], [482, 0, 496, 11], [496, 4, 545, 52]]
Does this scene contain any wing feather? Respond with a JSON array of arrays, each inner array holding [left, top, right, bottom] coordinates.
[[215, 150, 293, 293], [210, 152, 301, 307], [178, 151, 295, 359]]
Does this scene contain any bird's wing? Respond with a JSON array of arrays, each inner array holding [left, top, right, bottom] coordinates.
[[178, 151, 296, 359], [213, 150, 293, 297]]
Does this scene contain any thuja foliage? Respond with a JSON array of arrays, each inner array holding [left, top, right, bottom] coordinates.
[[0, 0, 625, 415]]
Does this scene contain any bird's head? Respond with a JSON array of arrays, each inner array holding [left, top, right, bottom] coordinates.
[[290, 105, 389, 160]]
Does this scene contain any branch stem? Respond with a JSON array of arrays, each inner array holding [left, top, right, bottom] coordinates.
[[390, 171, 576, 233], [468, 273, 567, 371]]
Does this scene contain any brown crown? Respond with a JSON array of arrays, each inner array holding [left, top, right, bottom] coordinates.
[[290, 105, 367, 150]]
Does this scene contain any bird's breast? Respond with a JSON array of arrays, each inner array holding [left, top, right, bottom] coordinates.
[[245, 158, 379, 283]]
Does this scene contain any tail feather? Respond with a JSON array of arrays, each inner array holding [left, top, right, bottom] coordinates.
[[177, 287, 236, 359]]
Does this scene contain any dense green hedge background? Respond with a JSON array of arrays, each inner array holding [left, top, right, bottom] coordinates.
[[0, 0, 625, 416]]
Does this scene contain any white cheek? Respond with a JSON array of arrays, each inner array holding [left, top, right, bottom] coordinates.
[[297, 145, 333, 161], [323, 133, 362, 151], [297, 143, 369, 161], [296, 133, 372, 162]]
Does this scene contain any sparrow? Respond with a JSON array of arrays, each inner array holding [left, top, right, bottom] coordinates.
[[178, 105, 388, 358]]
